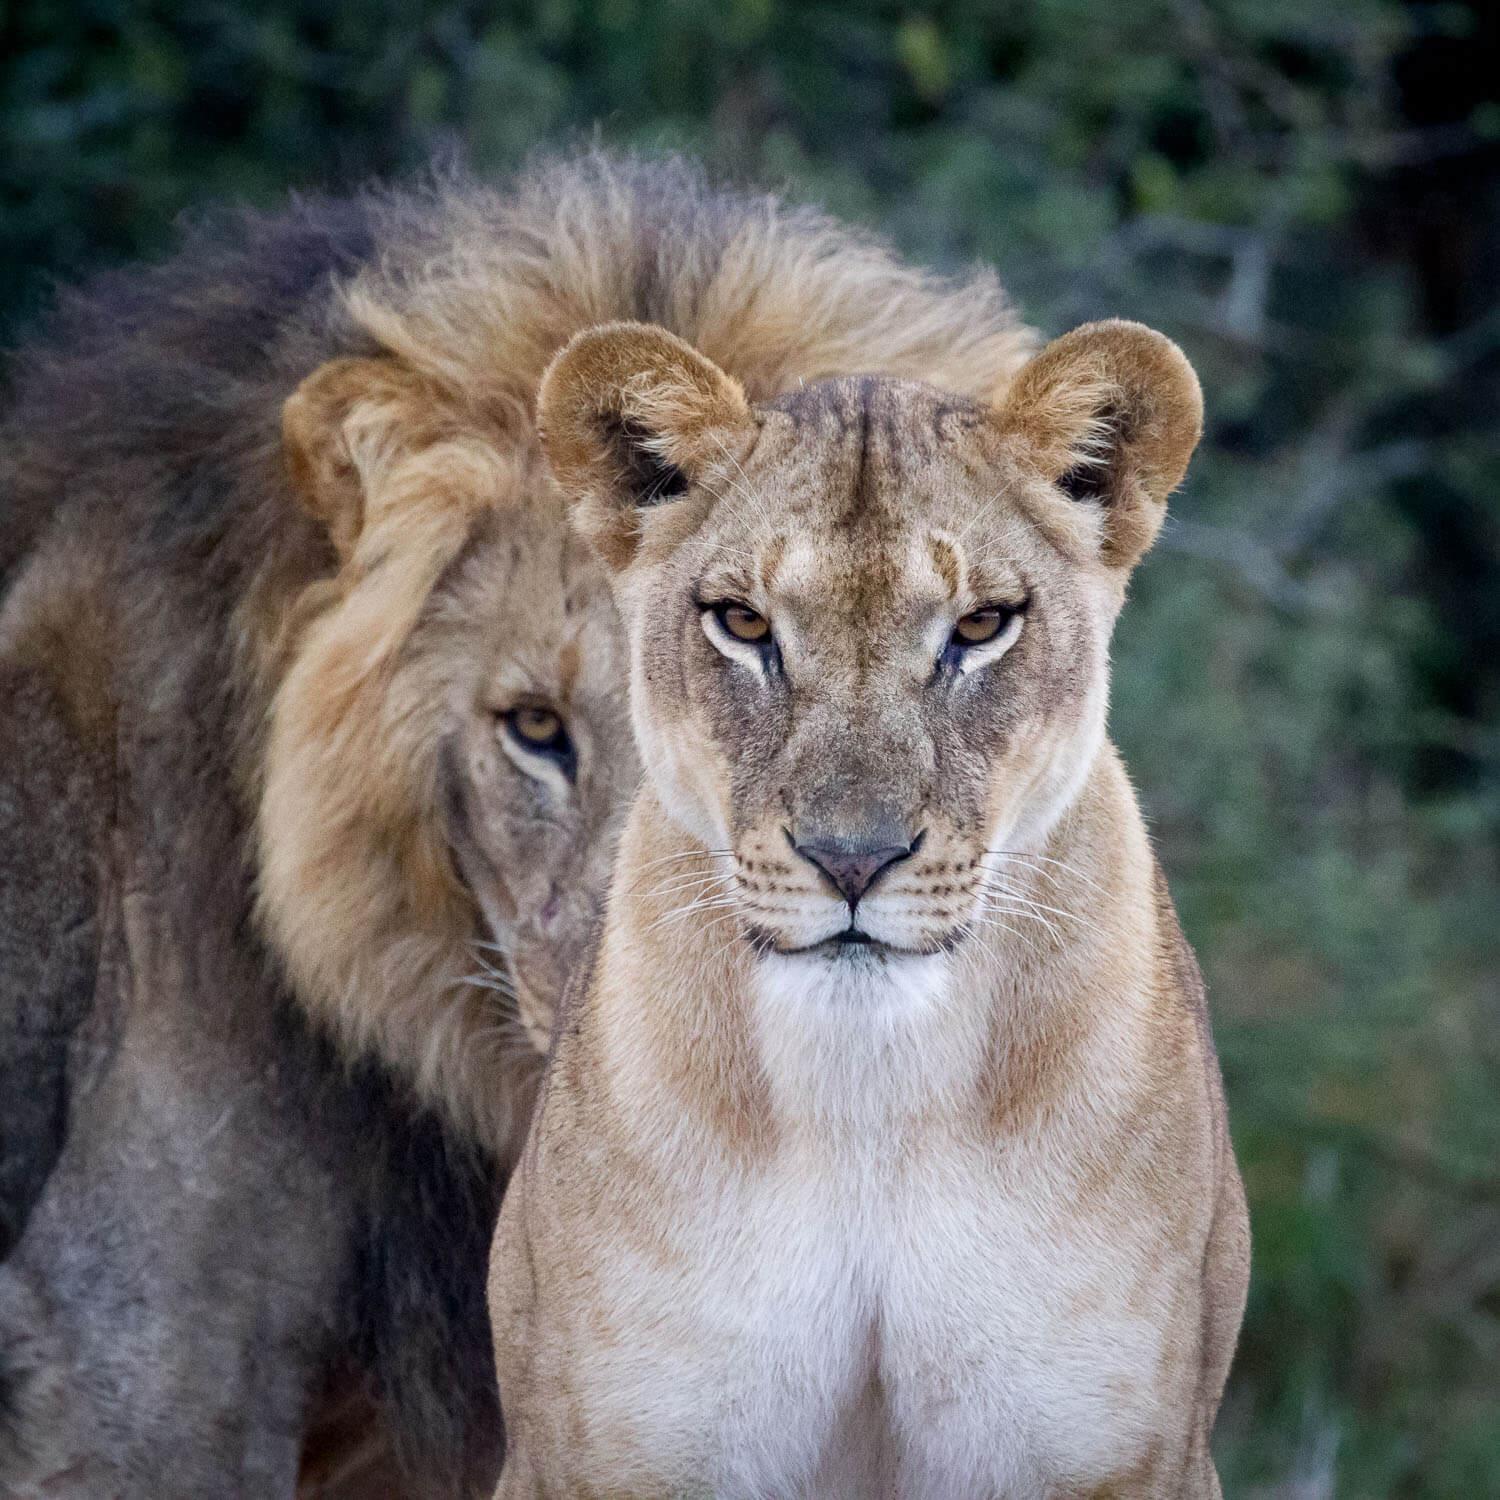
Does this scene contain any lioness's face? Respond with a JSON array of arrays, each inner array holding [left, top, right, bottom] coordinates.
[[540, 320, 1200, 968], [618, 380, 1118, 960]]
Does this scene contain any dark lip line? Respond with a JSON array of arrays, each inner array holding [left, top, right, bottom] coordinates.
[[741, 920, 967, 960], [759, 929, 936, 960]]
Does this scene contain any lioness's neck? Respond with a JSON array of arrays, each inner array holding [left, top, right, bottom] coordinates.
[[589, 746, 1156, 1149]]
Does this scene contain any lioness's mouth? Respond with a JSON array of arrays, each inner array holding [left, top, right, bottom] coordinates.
[[744, 922, 942, 961], [770, 931, 904, 959], [818, 930, 910, 961]]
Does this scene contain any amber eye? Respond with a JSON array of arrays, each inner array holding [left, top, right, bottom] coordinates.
[[510, 705, 563, 744], [953, 607, 1011, 646], [500, 705, 575, 779], [714, 602, 771, 644]]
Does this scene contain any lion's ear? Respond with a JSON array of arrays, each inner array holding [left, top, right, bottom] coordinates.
[[282, 357, 431, 563], [536, 321, 752, 569], [995, 320, 1202, 570]]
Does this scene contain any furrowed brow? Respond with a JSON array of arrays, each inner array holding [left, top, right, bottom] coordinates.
[[927, 534, 962, 599]]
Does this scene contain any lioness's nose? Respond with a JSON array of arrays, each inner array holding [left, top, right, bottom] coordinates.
[[790, 833, 919, 908]]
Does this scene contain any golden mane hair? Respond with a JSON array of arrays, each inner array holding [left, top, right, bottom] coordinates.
[[344, 150, 1035, 420]]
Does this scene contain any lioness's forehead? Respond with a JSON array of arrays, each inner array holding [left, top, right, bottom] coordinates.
[[762, 376, 991, 510], [760, 531, 957, 619], [702, 376, 1036, 613]]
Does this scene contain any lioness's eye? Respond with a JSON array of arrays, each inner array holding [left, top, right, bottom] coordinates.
[[500, 705, 575, 776], [953, 607, 1011, 646], [715, 602, 771, 644], [939, 601, 1027, 675]]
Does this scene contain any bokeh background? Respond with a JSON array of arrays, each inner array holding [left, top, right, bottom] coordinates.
[[3, 2, 1497, 1494]]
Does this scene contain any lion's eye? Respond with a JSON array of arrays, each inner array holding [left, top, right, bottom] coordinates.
[[510, 705, 563, 744], [714, 602, 771, 644], [500, 705, 575, 777], [953, 607, 1011, 646]]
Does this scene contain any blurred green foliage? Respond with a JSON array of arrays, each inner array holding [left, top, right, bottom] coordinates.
[[3, 2, 1498, 1494]]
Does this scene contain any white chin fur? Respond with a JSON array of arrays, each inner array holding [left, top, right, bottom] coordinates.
[[750, 948, 972, 1125], [757, 945, 950, 1012]]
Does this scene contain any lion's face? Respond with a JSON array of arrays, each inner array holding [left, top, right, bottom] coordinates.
[[260, 357, 637, 1148], [413, 495, 634, 1046], [539, 320, 1200, 976]]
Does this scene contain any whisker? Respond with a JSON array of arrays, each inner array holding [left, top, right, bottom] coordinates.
[[705, 433, 758, 503], [665, 891, 744, 915], [637, 867, 736, 904], [638, 868, 737, 900], [634, 847, 736, 875], [645, 892, 744, 937], [652, 907, 744, 963], [974, 879, 1079, 927], [977, 884, 1102, 943], [465, 948, 517, 986], [960, 912, 1041, 958], [974, 882, 1069, 925], [706, 433, 779, 540], [980, 849, 1110, 897], [974, 900, 1062, 943], [701, 928, 750, 976], [457, 970, 519, 992]]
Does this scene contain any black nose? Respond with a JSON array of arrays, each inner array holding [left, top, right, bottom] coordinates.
[[790, 834, 919, 908]]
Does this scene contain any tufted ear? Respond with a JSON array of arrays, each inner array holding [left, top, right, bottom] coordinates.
[[282, 356, 437, 563], [996, 320, 1203, 570], [536, 321, 753, 570]]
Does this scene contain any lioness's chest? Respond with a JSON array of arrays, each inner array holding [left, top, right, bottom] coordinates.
[[578, 1136, 1191, 1499]]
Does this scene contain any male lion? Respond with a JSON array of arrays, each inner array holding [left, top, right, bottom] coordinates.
[[489, 320, 1250, 1498], [0, 155, 1034, 1495], [0, 192, 622, 1499]]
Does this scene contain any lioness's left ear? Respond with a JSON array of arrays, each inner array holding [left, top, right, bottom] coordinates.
[[282, 356, 436, 562], [537, 321, 752, 569], [996, 320, 1203, 570]]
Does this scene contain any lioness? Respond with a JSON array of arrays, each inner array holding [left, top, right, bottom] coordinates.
[[489, 320, 1250, 1498]]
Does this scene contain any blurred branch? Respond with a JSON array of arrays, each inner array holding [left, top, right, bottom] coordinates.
[[1280, 430, 1430, 557], [1170, 0, 1320, 135], [1160, 422, 1429, 612], [1436, 304, 1500, 378]]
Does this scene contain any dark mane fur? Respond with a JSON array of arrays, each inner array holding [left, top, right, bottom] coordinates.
[[1, 195, 373, 577]]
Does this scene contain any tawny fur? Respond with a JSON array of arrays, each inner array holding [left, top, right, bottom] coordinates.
[[489, 320, 1248, 1499], [342, 150, 1034, 422], [262, 391, 567, 1155], [0, 180, 520, 1499]]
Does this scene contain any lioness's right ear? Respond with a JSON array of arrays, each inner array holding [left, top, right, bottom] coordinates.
[[282, 356, 430, 562], [536, 322, 752, 569]]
